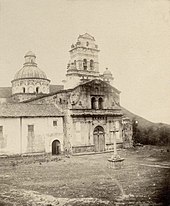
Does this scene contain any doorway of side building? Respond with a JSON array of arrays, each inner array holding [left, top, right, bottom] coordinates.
[[93, 126, 105, 152], [52, 140, 61, 155]]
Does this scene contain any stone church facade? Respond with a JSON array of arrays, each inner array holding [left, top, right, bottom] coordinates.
[[0, 33, 132, 156]]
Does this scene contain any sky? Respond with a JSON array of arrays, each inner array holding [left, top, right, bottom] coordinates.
[[0, 0, 170, 124]]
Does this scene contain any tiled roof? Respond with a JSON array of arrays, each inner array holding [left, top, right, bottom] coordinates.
[[0, 87, 12, 98], [49, 85, 64, 93], [0, 103, 63, 117]]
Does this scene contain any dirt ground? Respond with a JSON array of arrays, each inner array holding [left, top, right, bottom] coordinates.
[[0, 145, 170, 206]]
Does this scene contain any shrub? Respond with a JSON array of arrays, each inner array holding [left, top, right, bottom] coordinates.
[[132, 120, 170, 146]]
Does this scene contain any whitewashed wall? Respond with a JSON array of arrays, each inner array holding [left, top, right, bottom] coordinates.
[[0, 117, 64, 155]]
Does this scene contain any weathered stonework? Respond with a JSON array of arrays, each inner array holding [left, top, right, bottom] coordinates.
[[122, 117, 133, 148]]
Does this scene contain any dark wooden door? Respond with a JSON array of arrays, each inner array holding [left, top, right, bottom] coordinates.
[[93, 126, 105, 152], [52, 140, 60, 155]]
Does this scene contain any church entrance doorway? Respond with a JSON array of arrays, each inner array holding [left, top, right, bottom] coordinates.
[[52, 140, 61, 155], [93, 126, 105, 152]]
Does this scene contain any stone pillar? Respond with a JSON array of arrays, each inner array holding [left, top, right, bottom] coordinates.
[[113, 131, 117, 156]]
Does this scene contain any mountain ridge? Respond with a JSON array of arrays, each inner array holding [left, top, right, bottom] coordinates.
[[121, 106, 170, 129]]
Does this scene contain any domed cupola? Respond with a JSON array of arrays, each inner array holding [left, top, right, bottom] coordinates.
[[12, 51, 50, 96], [103, 68, 114, 84]]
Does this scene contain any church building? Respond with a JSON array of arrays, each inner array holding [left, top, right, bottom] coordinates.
[[0, 33, 132, 155]]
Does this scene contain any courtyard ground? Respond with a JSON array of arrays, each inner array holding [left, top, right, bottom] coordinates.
[[0, 145, 170, 206]]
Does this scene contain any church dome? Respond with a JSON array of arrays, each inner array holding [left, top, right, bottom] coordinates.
[[14, 66, 47, 80], [12, 51, 50, 96], [13, 51, 48, 81]]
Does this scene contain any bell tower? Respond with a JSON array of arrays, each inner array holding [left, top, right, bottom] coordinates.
[[64, 33, 101, 89]]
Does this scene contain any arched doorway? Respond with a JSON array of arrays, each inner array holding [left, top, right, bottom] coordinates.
[[93, 126, 105, 152], [52, 140, 61, 155]]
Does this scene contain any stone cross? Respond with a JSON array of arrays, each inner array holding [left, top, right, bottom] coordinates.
[[110, 127, 119, 158]]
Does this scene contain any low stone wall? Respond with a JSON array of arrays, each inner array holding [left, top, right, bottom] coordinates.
[[72, 145, 95, 153]]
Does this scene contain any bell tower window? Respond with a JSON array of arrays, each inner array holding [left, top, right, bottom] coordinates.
[[83, 59, 87, 70], [90, 59, 94, 70], [74, 60, 76, 68]]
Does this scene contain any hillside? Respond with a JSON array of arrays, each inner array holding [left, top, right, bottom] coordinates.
[[121, 107, 170, 145], [121, 107, 170, 129]]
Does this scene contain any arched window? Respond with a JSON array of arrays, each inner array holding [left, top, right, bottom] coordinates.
[[83, 59, 87, 70], [91, 97, 97, 109], [98, 97, 104, 109], [90, 59, 94, 70], [23, 87, 25, 93], [36, 87, 39, 93], [86, 41, 89, 46]]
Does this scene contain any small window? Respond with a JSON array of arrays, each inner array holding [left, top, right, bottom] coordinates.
[[0, 126, 3, 131], [95, 87, 99, 93], [0, 126, 3, 133], [59, 98, 62, 104], [53, 121, 58, 126], [28, 125, 34, 132], [36, 87, 39, 93], [0, 126, 4, 145], [90, 59, 94, 70], [23, 87, 25, 93], [86, 41, 89, 46]]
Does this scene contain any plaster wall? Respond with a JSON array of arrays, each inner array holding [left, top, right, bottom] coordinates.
[[0, 117, 64, 155], [0, 118, 20, 154], [22, 117, 63, 153]]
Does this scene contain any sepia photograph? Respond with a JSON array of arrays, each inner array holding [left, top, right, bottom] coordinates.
[[0, 0, 170, 205]]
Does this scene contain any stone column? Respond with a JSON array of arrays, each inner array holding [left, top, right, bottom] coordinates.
[[113, 131, 117, 156]]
